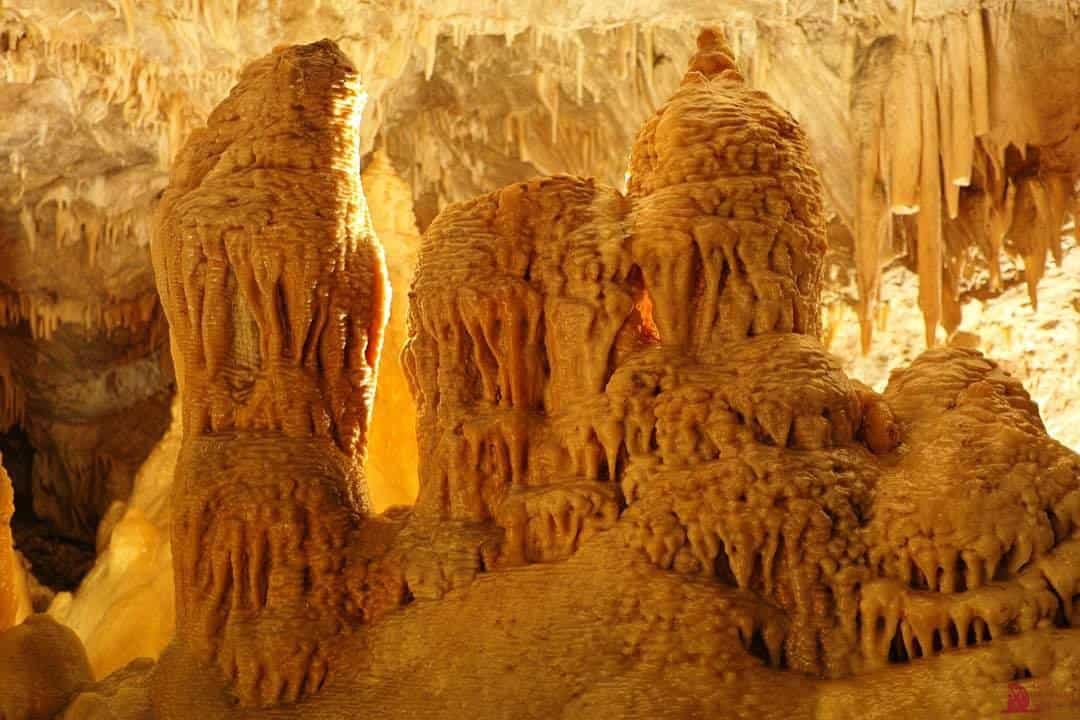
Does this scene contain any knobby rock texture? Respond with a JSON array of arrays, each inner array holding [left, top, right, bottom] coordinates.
[[1, 3, 1078, 629], [2, 26, 1080, 720]]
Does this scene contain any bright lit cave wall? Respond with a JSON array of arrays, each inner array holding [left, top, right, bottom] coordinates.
[[0, 0, 1078, 683]]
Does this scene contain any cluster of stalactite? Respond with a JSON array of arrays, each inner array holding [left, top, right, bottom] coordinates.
[[853, 3, 1080, 349]]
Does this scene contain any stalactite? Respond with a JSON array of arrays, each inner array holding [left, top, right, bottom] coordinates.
[[852, 5, 1079, 347], [967, 9, 990, 136], [945, 13, 974, 194], [852, 39, 895, 351], [535, 69, 560, 144], [575, 39, 584, 104], [0, 289, 158, 340], [0, 352, 24, 433], [916, 48, 943, 346], [885, 50, 921, 213]]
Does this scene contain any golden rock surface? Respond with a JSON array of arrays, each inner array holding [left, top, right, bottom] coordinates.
[[0, 458, 15, 632], [5, 28, 1077, 720]]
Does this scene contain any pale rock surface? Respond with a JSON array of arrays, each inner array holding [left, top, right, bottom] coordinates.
[[828, 237, 1080, 451]]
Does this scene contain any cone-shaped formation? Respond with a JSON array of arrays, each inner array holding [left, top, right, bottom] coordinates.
[[682, 27, 744, 84]]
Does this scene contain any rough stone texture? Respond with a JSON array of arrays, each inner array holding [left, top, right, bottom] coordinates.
[[16, 30, 1071, 719], [0, 322, 173, 543], [151, 40, 392, 705], [60, 658, 156, 720], [1, 3, 1078, 598]]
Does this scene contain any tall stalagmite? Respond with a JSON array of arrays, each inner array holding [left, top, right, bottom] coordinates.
[[7, 28, 1078, 720], [151, 40, 391, 705]]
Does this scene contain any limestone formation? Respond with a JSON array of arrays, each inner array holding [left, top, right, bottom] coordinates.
[[150, 40, 391, 705], [31, 154, 420, 683], [851, 6, 1080, 347], [3, 23, 1080, 720], [2, 4, 1078, 621]]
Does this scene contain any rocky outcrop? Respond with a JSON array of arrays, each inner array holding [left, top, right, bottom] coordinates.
[[1, 5, 1077, 609], [126, 28, 1080, 718]]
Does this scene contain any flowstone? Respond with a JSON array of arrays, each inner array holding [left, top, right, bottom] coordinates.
[[6, 28, 1079, 720]]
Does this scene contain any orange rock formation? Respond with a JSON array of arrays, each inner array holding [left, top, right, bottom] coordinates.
[[5, 27, 1077, 720], [0, 458, 15, 631]]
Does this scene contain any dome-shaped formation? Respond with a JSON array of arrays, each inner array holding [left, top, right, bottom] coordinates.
[[627, 30, 827, 348]]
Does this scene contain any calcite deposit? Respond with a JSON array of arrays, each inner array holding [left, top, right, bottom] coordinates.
[[2, 4, 1078, 629], [851, 5, 1080, 346], [2, 24, 1080, 720]]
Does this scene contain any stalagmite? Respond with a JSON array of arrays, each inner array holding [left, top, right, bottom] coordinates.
[[0, 616, 94, 718], [152, 41, 392, 707]]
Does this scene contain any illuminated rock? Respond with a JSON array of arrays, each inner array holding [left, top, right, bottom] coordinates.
[[37, 153, 421, 682], [39, 27, 1080, 720], [850, 7, 1080, 346], [0, 457, 15, 631], [47, 398, 179, 678]]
